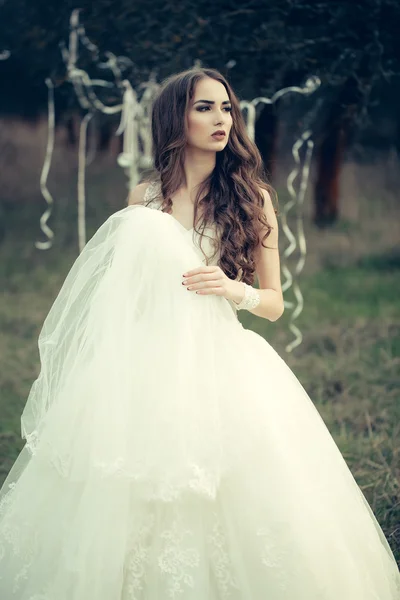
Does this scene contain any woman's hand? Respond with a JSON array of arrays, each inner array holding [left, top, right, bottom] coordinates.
[[182, 266, 245, 305]]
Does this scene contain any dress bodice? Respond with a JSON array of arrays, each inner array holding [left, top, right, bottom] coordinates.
[[143, 180, 220, 266]]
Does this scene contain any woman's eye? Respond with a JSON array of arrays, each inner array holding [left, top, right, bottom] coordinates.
[[197, 106, 232, 112]]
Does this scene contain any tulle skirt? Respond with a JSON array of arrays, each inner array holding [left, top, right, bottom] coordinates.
[[0, 205, 399, 599]]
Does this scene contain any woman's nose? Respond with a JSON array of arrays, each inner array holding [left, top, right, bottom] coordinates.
[[214, 110, 227, 125]]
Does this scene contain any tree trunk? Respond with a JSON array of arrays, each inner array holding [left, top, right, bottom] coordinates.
[[314, 77, 359, 226], [255, 103, 279, 181], [314, 124, 346, 225]]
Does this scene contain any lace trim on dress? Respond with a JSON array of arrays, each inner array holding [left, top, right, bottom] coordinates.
[[122, 506, 242, 600], [0, 474, 291, 599]]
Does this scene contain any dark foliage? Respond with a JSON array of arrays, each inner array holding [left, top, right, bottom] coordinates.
[[0, 0, 399, 118]]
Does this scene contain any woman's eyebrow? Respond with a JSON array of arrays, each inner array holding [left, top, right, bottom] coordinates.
[[193, 99, 231, 105]]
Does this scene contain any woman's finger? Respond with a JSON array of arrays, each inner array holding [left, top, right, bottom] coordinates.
[[186, 279, 221, 291], [182, 265, 218, 278], [183, 272, 222, 286], [195, 286, 225, 296]]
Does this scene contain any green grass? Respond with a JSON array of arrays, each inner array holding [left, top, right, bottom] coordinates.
[[0, 205, 399, 565]]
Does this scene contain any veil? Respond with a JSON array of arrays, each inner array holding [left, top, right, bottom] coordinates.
[[1, 204, 239, 505]]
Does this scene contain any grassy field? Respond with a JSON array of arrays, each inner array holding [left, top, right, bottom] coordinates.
[[0, 164, 399, 565]]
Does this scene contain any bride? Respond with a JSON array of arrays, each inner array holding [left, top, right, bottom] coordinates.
[[0, 66, 399, 599]]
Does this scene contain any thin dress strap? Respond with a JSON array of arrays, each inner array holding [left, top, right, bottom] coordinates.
[[143, 180, 160, 206]]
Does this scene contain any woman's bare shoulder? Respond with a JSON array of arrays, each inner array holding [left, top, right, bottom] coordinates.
[[127, 181, 154, 206]]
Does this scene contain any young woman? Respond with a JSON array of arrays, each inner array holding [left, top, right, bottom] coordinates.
[[0, 67, 399, 599]]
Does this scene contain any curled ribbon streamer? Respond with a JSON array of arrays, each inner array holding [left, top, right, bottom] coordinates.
[[77, 112, 94, 252], [35, 78, 55, 250], [38, 9, 131, 254], [85, 115, 98, 167], [137, 73, 160, 174], [116, 81, 141, 187], [115, 71, 161, 191], [282, 131, 314, 352]]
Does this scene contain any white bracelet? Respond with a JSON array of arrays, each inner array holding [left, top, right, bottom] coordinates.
[[234, 282, 261, 311]]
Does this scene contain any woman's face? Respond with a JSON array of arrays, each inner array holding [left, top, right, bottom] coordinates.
[[186, 77, 232, 152]]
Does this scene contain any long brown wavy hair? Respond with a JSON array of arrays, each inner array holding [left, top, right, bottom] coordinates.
[[141, 66, 278, 285]]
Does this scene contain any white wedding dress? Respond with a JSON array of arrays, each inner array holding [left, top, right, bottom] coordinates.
[[0, 180, 399, 599]]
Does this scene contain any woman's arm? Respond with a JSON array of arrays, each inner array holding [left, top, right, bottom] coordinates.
[[235, 187, 284, 322], [183, 187, 284, 322]]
